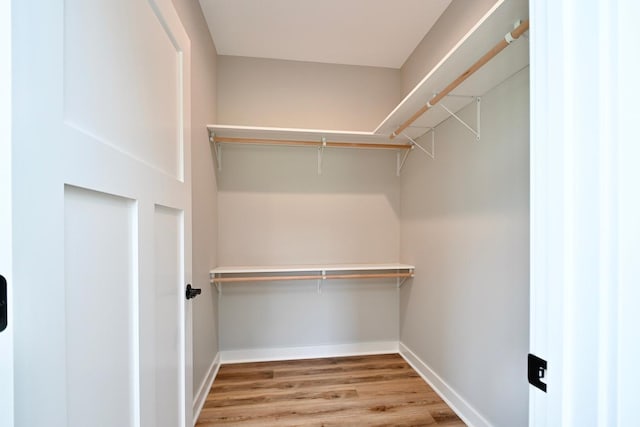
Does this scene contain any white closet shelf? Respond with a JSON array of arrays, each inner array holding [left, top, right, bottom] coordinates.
[[210, 263, 415, 291], [206, 124, 412, 150]]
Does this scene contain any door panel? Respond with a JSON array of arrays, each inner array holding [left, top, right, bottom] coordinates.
[[12, 0, 192, 425], [64, 186, 137, 427], [154, 205, 184, 427], [63, 0, 181, 179]]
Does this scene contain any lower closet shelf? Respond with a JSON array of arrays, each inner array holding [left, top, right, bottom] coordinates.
[[209, 263, 415, 293]]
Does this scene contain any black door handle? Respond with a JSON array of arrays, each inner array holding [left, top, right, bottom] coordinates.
[[0, 275, 7, 333], [185, 284, 201, 300]]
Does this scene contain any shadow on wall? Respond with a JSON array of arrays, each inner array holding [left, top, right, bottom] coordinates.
[[217, 143, 400, 191], [215, 143, 402, 219]]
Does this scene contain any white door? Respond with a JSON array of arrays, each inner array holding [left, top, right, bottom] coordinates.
[[530, 0, 640, 425], [1, 1, 14, 426], [11, 0, 193, 426]]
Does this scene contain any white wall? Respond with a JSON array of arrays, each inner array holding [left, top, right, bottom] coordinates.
[[217, 56, 401, 131], [399, 68, 529, 426], [171, 0, 219, 397], [217, 144, 401, 353]]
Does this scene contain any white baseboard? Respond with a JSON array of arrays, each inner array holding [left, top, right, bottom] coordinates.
[[399, 342, 493, 427], [220, 341, 399, 364], [192, 352, 220, 426]]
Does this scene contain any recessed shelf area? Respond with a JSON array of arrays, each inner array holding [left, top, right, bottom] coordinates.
[[210, 263, 415, 293]]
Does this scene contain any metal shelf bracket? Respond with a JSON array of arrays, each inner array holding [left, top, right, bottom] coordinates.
[[397, 269, 414, 287], [317, 269, 327, 294], [396, 148, 412, 177], [209, 130, 222, 171], [211, 275, 222, 295], [397, 130, 434, 175], [395, 94, 480, 174], [317, 137, 327, 175], [439, 96, 481, 141]]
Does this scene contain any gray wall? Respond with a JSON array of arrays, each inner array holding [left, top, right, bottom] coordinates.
[[400, 0, 497, 96], [215, 56, 405, 352], [217, 145, 401, 351], [399, 68, 529, 426], [217, 56, 401, 131], [171, 0, 219, 397]]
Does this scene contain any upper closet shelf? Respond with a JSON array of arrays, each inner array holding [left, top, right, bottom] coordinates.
[[207, 125, 412, 150], [376, 0, 529, 141], [206, 125, 413, 175]]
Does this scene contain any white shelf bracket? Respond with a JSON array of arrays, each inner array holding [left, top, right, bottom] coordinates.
[[397, 269, 415, 288], [317, 269, 326, 294], [317, 137, 326, 175], [210, 274, 222, 295], [402, 130, 434, 162], [440, 97, 481, 141], [209, 130, 222, 171], [396, 144, 412, 176]]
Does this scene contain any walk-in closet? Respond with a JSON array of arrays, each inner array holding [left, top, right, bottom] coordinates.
[[196, 0, 529, 425], [9, 0, 636, 425]]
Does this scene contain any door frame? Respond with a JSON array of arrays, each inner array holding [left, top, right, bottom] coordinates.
[[0, 0, 14, 425], [529, 0, 640, 425]]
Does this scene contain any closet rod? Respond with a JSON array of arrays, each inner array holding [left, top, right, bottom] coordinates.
[[213, 136, 412, 151], [211, 272, 414, 283], [390, 19, 530, 139]]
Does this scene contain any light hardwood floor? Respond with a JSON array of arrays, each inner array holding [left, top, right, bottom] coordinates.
[[196, 353, 466, 426]]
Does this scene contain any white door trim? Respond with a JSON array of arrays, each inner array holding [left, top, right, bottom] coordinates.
[[530, 0, 640, 425], [0, 1, 14, 425]]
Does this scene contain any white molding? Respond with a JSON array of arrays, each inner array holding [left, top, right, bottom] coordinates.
[[192, 352, 220, 426], [0, 2, 13, 426], [399, 342, 493, 427], [220, 341, 399, 364]]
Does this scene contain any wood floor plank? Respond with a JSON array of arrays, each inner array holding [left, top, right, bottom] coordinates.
[[209, 369, 420, 395], [196, 353, 466, 426], [200, 390, 451, 420]]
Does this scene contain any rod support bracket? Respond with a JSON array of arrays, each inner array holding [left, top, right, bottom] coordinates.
[[210, 274, 222, 294], [317, 270, 327, 294], [439, 96, 481, 141], [209, 130, 223, 171], [317, 137, 327, 175]]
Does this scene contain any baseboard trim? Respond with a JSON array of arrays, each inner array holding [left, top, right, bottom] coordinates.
[[192, 352, 220, 426], [220, 341, 399, 364], [399, 342, 492, 427]]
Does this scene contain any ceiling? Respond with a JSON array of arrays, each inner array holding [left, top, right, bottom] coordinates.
[[199, 0, 452, 69]]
